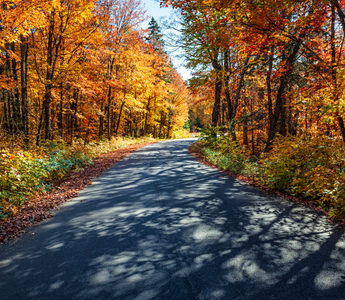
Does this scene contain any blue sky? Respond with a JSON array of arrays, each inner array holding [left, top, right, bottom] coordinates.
[[141, 0, 171, 26], [141, 0, 191, 80]]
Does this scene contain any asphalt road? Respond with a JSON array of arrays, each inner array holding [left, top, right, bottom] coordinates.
[[1, 138, 345, 300]]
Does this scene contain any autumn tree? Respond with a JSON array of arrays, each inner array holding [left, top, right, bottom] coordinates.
[[0, 0, 190, 146]]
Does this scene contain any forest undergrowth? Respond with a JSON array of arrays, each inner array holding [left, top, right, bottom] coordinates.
[[0, 136, 161, 243], [190, 128, 345, 222]]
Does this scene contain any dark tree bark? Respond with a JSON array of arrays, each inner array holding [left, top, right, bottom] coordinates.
[[99, 103, 104, 137], [251, 124, 255, 155], [20, 36, 29, 142], [287, 105, 293, 135], [58, 47, 66, 140], [224, 48, 232, 120], [107, 86, 112, 140], [6, 91, 13, 135], [251, 98, 255, 155], [44, 18, 55, 141], [330, 0, 345, 37], [212, 77, 222, 126], [129, 109, 133, 136], [36, 103, 45, 146], [229, 55, 250, 141], [167, 119, 171, 139], [264, 39, 302, 152], [2, 93, 9, 132], [59, 82, 64, 139], [211, 51, 222, 126], [115, 87, 126, 136], [70, 90, 79, 144], [230, 55, 250, 122], [51, 103, 57, 140], [331, 4, 345, 142], [134, 116, 139, 138], [337, 115, 345, 140], [10, 42, 21, 134], [144, 97, 151, 136], [159, 111, 164, 139], [279, 104, 287, 136], [5, 44, 13, 135], [266, 46, 274, 132], [41, 10, 63, 141], [243, 108, 248, 146], [115, 101, 125, 135], [106, 58, 115, 140], [221, 102, 225, 126]]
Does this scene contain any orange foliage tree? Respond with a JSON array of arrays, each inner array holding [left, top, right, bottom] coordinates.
[[164, 0, 345, 152], [0, 0, 190, 146]]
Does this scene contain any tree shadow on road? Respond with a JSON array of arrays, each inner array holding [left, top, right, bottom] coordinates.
[[1, 140, 345, 300]]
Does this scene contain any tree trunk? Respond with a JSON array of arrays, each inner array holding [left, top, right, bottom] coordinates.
[[243, 109, 248, 146], [279, 104, 287, 136], [20, 35, 29, 143], [264, 39, 302, 151], [59, 82, 64, 139], [44, 85, 52, 140], [44, 19, 55, 141], [229, 55, 250, 141], [6, 90, 13, 135], [251, 124, 255, 155], [51, 103, 57, 140], [287, 105, 293, 135], [43, 11, 62, 141], [99, 103, 104, 137], [230, 55, 250, 122], [266, 46, 274, 133], [5, 44, 13, 135], [107, 86, 112, 141], [70, 90, 79, 144], [159, 111, 164, 139], [84, 116, 91, 145], [115, 88, 126, 136], [167, 120, 171, 139], [11, 42, 21, 134], [330, 0, 345, 38], [331, 4, 345, 142], [134, 116, 138, 138], [115, 101, 125, 135], [3, 93, 9, 132], [128, 109, 133, 136], [105, 57, 115, 140], [144, 97, 151, 136], [224, 48, 232, 120], [36, 103, 44, 146], [211, 54, 222, 126]]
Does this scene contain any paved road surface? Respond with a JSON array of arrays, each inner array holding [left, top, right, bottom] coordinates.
[[1, 139, 345, 300]]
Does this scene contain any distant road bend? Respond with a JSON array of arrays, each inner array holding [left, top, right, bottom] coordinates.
[[1, 138, 345, 300]]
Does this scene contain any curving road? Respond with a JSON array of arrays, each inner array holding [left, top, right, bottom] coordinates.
[[1, 139, 345, 300]]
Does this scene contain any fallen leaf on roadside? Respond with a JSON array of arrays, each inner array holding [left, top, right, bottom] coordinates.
[[0, 142, 156, 244]]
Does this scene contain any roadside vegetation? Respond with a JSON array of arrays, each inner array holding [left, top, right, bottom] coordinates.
[[0, 125, 192, 221], [0, 136, 162, 218], [158, 0, 345, 220], [193, 127, 345, 219], [0, 0, 192, 221]]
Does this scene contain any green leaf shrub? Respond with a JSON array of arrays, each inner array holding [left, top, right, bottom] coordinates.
[[0, 136, 157, 218], [198, 131, 345, 218], [260, 136, 345, 217], [199, 126, 247, 174]]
